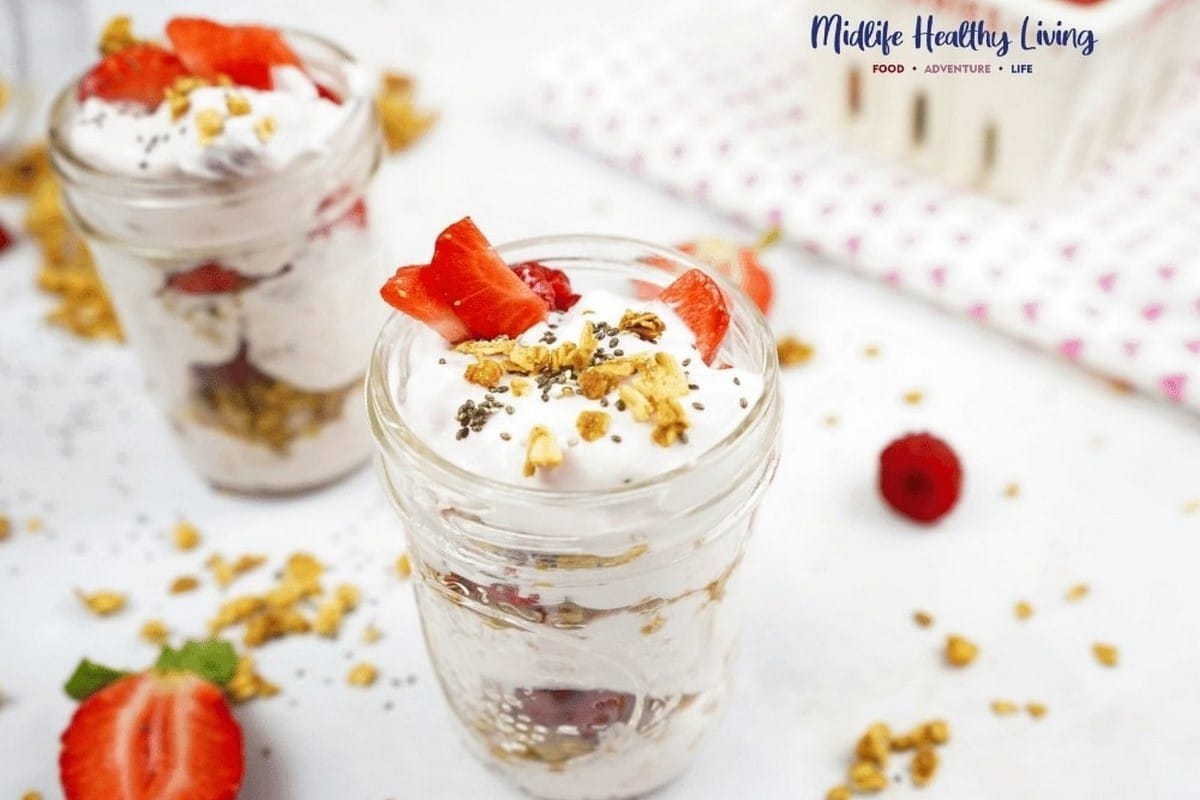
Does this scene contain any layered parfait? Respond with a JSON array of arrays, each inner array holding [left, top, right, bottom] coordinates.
[[49, 17, 383, 492], [369, 220, 781, 799]]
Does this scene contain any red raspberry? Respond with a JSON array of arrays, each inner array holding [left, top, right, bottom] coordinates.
[[511, 262, 581, 312], [0, 222, 13, 253], [878, 432, 962, 524]]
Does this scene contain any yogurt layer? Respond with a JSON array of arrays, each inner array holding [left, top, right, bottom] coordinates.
[[66, 65, 360, 181], [399, 289, 764, 491]]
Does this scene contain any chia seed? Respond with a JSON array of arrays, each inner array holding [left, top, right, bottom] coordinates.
[[500, 432, 512, 441], [438, 358, 447, 365], [739, 397, 748, 408], [615, 399, 627, 412], [611, 435, 622, 443], [682, 358, 691, 367], [688, 383, 700, 391], [733, 376, 741, 386], [692, 402, 705, 411]]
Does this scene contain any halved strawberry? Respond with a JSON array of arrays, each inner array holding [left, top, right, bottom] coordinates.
[[658, 269, 730, 364], [165, 17, 301, 90], [77, 44, 190, 108], [59, 672, 244, 800], [165, 262, 249, 294], [512, 262, 580, 312], [424, 218, 547, 340], [380, 264, 471, 342], [677, 238, 774, 315]]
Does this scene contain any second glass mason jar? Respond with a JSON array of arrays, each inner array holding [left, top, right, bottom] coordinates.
[[47, 31, 385, 494], [368, 236, 783, 800]]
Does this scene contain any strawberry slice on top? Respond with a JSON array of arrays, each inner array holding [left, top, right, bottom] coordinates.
[[677, 238, 774, 315], [423, 218, 548, 340], [165, 17, 301, 90], [380, 265, 471, 343], [77, 44, 190, 109], [658, 269, 730, 364]]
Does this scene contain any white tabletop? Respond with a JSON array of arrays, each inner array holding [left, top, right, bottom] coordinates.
[[1, 2, 1196, 798]]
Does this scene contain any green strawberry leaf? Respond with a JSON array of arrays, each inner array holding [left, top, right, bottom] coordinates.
[[64, 659, 131, 701], [156, 639, 238, 686]]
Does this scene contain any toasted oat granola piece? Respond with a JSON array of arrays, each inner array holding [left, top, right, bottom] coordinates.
[[140, 619, 170, 645], [194, 108, 225, 144], [1004, 482, 1020, 498], [848, 760, 888, 793], [225, 93, 252, 116], [911, 745, 939, 787], [376, 71, 438, 152], [523, 426, 563, 477], [913, 610, 934, 628], [254, 115, 278, 144], [776, 335, 814, 367], [464, 356, 504, 388], [617, 385, 652, 422], [1014, 600, 1034, 620], [576, 410, 610, 442], [206, 553, 267, 588], [172, 520, 202, 551], [98, 15, 138, 55], [1092, 642, 1119, 667], [855, 722, 891, 768], [169, 575, 200, 594], [1026, 702, 1048, 719], [903, 389, 924, 405], [396, 554, 412, 578], [990, 700, 1019, 716], [243, 607, 311, 647], [362, 625, 384, 644], [1065, 583, 1090, 602], [77, 589, 126, 616], [618, 309, 666, 342], [509, 377, 531, 397], [21, 792, 42, 800], [347, 662, 378, 687], [825, 786, 851, 800], [227, 655, 280, 704], [0, 515, 10, 542], [945, 634, 978, 668], [455, 338, 515, 357]]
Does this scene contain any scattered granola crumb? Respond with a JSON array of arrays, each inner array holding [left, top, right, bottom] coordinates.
[[1003, 482, 1021, 499], [902, 390, 924, 405], [227, 655, 280, 703], [0, 515, 10, 542], [362, 625, 383, 644], [22, 792, 42, 800], [313, 584, 361, 638], [172, 520, 201, 551], [990, 700, 1019, 716], [1183, 500, 1200, 514], [347, 662, 378, 687], [576, 410, 611, 442], [396, 554, 412, 579], [509, 377, 530, 397], [77, 589, 126, 616], [254, 116, 278, 144], [825, 786, 851, 800], [911, 745, 939, 787], [226, 93, 252, 116], [169, 575, 200, 594], [823, 414, 839, 427], [376, 71, 438, 152], [1092, 642, 1119, 668], [1026, 702, 1048, 719], [776, 335, 814, 367], [863, 344, 881, 358], [98, 15, 138, 55], [1014, 601, 1034, 621], [1065, 583, 1090, 602], [855, 722, 891, 767], [848, 760, 888, 792], [140, 619, 170, 645], [195, 109, 225, 145], [464, 356, 504, 388], [913, 610, 934, 628], [524, 425, 564, 476], [26, 517, 44, 533], [206, 553, 267, 588], [945, 634, 978, 667]]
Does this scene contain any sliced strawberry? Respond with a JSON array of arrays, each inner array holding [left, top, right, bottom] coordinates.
[[316, 82, 342, 104], [165, 262, 250, 294], [515, 689, 634, 737], [311, 197, 368, 239], [165, 17, 301, 90], [424, 218, 547, 340], [512, 262, 580, 312], [192, 342, 266, 390], [77, 44, 190, 109], [658, 269, 730, 364], [59, 672, 244, 800], [380, 265, 471, 342], [678, 239, 774, 315], [0, 222, 13, 253]]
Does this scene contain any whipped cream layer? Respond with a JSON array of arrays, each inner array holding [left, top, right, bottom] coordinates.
[[399, 289, 764, 491], [66, 65, 360, 181]]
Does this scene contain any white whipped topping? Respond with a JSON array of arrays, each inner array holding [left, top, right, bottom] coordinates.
[[67, 65, 357, 180], [399, 289, 763, 491]]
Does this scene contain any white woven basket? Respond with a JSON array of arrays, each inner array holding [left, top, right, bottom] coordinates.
[[803, 0, 1199, 202]]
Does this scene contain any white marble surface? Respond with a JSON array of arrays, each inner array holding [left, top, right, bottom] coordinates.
[[0, 2, 1197, 798]]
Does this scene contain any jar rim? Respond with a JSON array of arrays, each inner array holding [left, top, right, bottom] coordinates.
[[46, 27, 374, 199], [367, 233, 782, 507]]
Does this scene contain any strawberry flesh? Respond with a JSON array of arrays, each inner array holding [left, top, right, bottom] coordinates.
[[0, 223, 12, 253], [165, 17, 301, 90], [59, 672, 244, 800], [77, 44, 190, 109], [165, 262, 250, 294], [192, 342, 266, 390], [515, 689, 635, 737], [380, 265, 471, 343], [423, 218, 547, 340], [678, 239, 774, 315], [512, 262, 580, 312], [657, 269, 730, 364]]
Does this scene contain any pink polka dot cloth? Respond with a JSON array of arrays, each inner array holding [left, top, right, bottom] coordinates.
[[530, 2, 1200, 412]]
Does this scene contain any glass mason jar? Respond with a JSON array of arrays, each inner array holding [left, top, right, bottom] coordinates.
[[368, 236, 783, 800], [47, 32, 386, 494]]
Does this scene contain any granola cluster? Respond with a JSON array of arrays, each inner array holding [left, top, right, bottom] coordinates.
[[376, 71, 438, 152], [0, 144, 122, 340], [826, 719, 950, 797]]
